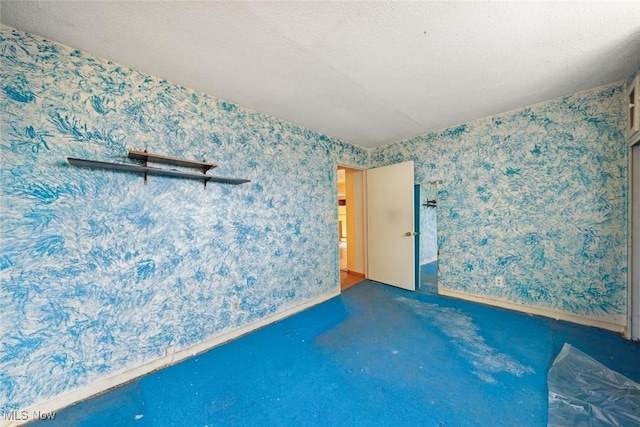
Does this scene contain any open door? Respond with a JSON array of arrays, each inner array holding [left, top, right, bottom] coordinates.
[[366, 161, 416, 290]]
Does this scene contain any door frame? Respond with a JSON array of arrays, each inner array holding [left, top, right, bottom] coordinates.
[[629, 142, 640, 340], [336, 162, 418, 291], [414, 184, 421, 290]]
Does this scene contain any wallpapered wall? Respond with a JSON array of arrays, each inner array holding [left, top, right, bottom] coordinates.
[[371, 83, 628, 324], [0, 27, 368, 411]]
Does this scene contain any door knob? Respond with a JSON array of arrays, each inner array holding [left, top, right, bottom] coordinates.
[[405, 231, 417, 236]]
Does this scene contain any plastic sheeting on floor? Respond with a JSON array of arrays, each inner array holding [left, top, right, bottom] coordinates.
[[548, 343, 640, 427]]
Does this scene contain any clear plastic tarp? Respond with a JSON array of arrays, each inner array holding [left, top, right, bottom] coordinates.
[[548, 343, 640, 427]]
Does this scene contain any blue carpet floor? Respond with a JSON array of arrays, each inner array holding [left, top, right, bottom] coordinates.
[[32, 281, 640, 427]]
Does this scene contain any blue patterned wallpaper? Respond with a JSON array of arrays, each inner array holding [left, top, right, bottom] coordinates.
[[0, 27, 368, 412], [371, 83, 628, 323]]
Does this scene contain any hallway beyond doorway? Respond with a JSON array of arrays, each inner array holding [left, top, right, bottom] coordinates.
[[337, 166, 365, 290], [341, 270, 364, 290], [340, 238, 364, 289]]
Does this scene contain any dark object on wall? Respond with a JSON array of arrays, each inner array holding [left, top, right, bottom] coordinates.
[[68, 150, 250, 187]]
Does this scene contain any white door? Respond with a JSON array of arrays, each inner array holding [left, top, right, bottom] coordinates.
[[366, 161, 415, 290]]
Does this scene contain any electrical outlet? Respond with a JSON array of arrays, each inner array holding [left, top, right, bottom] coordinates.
[[495, 276, 504, 287], [231, 299, 240, 312]]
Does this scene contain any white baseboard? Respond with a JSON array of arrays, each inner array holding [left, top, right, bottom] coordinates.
[[420, 257, 437, 266], [2, 290, 340, 427], [438, 287, 627, 333]]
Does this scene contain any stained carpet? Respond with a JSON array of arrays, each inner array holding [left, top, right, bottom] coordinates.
[[31, 281, 640, 427]]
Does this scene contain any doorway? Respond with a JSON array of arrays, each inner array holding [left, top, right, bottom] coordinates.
[[339, 161, 417, 291], [418, 182, 439, 293], [337, 166, 366, 290]]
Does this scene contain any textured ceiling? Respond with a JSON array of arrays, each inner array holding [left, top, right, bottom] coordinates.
[[2, 1, 639, 148]]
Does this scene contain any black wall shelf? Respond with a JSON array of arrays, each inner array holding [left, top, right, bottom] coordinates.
[[67, 151, 250, 186], [127, 150, 217, 173]]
